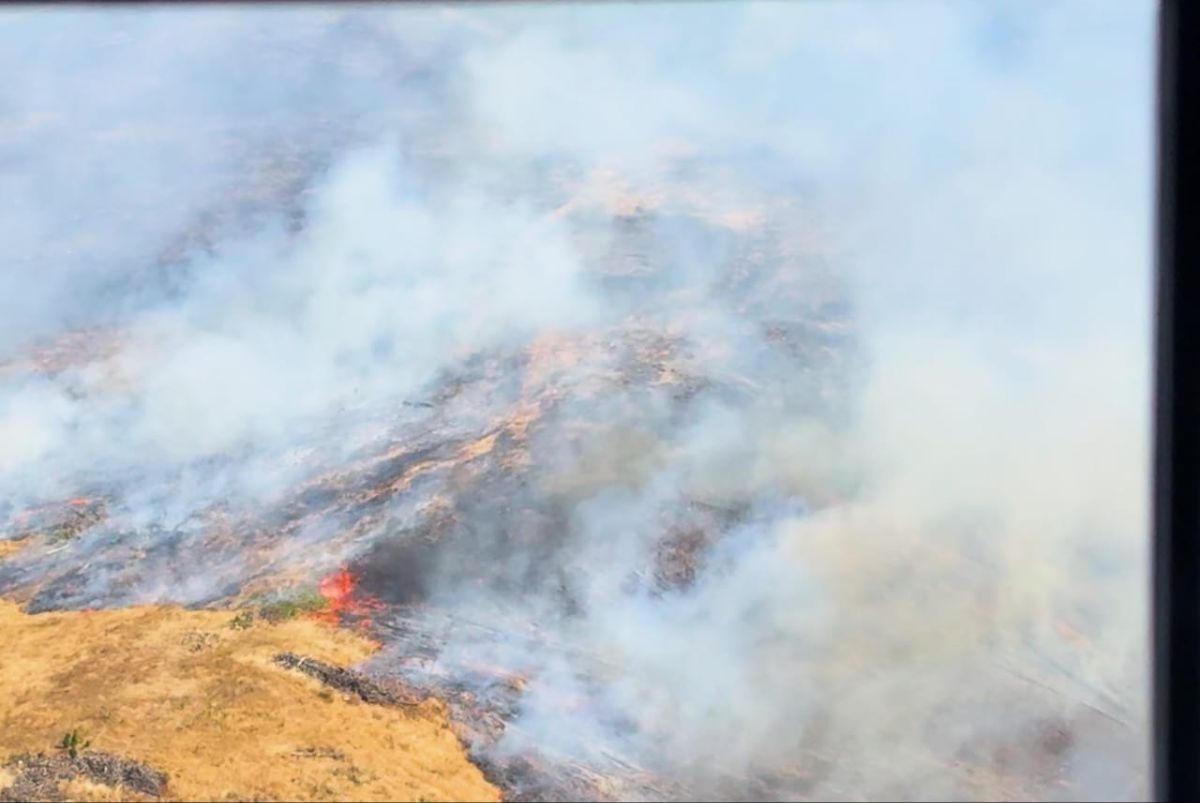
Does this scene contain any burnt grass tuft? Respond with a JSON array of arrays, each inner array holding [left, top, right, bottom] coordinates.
[[273, 652, 420, 708], [0, 751, 168, 802]]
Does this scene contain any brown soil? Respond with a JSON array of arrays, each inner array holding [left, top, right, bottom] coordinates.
[[0, 600, 501, 802]]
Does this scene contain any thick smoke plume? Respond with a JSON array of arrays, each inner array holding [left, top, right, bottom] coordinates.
[[0, 2, 1153, 801]]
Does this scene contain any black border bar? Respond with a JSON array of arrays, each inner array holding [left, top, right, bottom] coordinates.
[[1156, 2, 1200, 800]]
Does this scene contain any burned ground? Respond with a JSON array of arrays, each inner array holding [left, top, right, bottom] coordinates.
[[0, 751, 169, 803], [274, 652, 422, 708]]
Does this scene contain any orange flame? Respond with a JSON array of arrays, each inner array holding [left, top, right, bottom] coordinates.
[[313, 565, 383, 626], [319, 566, 356, 607], [67, 498, 92, 507]]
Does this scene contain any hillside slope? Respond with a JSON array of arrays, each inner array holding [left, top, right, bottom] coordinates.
[[0, 599, 499, 802]]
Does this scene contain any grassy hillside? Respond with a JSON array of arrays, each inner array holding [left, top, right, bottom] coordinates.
[[0, 599, 499, 802]]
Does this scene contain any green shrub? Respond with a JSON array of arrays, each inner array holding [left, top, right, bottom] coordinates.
[[58, 729, 90, 759], [250, 587, 328, 624]]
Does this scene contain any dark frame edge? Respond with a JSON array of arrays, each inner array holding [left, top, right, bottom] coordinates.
[[1154, 1, 1199, 801]]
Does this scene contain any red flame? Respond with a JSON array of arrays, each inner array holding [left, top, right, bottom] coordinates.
[[313, 565, 383, 626], [319, 566, 356, 607], [67, 498, 92, 507]]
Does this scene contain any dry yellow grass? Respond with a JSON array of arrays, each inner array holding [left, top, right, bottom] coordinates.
[[59, 778, 154, 802], [0, 600, 500, 802], [456, 433, 499, 462], [0, 539, 29, 559]]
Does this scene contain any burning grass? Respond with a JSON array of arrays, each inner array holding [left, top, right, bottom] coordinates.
[[0, 600, 500, 802], [314, 566, 385, 626]]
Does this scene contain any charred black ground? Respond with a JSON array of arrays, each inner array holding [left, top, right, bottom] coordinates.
[[0, 751, 169, 803]]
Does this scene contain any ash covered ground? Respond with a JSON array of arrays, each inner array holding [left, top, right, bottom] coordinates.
[[1, 4, 1153, 801]]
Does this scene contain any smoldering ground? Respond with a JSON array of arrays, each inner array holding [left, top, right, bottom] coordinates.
[[0, 2, 1153, 800]]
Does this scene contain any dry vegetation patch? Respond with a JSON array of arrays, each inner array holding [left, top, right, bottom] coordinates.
[[0, 600, 500, 802]]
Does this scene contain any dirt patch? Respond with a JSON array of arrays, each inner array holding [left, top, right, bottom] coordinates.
[[0, 600, 500, 802]]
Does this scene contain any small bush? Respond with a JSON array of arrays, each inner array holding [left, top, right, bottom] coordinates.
[[250, 587, 328, 624], [228, 611, 255, 631], [58, 729, 90, 759]]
